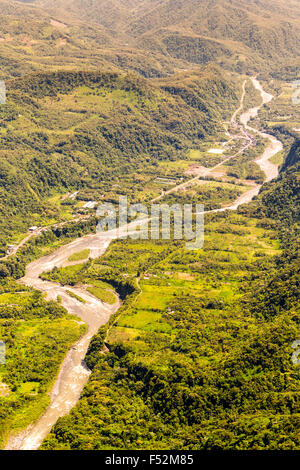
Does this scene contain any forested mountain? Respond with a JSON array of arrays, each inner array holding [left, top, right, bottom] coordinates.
[[241, 139, 300, 226], [0, 67, 238, 252], [1, 0, 300, 77], [283, 139, 300, 171]]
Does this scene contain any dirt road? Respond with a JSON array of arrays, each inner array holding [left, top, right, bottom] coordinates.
[[0, 215, 90, 261]]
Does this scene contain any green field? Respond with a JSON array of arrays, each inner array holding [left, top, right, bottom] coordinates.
[[68, 249, 90, 262], [66, 290, 86, 304], [86, 286, 116, 305]]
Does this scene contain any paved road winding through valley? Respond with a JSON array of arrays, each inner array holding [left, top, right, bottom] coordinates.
[[5, 78, 283, 450]]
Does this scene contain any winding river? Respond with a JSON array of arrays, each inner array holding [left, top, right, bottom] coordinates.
[[5, 78, 283, 450]]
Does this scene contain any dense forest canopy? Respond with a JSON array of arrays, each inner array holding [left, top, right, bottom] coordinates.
[[0, 0, 299, 78]]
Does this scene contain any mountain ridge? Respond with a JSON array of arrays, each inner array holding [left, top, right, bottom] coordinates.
[[1, 0, 299, 78]]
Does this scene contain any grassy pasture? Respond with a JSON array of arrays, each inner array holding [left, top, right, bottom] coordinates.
[[68, 249, 90, 262]]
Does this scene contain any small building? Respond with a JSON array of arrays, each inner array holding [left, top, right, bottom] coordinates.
[[6, 245, 16, 255], [69, 191, 79, 200], [29, 226, 38, 232], [82, 201, 97, 209]]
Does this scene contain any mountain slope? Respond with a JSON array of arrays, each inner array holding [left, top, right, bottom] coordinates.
[[127, 0, 300, 73], [39, 0, 300, 71], [1, 0, 299, 77], [0, 66, 238, 251]]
